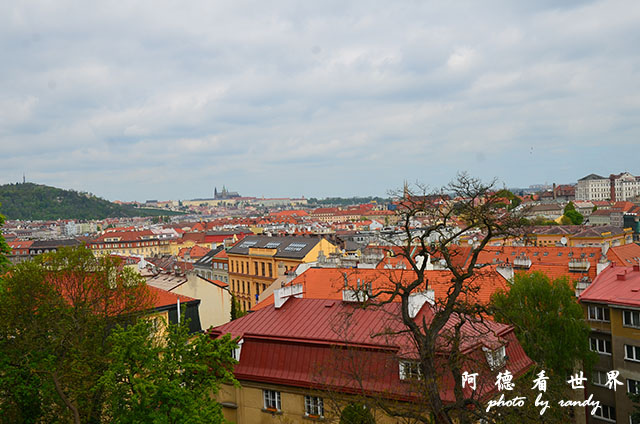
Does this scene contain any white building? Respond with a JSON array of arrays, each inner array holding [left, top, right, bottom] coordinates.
[[576, 172, 640, 202]]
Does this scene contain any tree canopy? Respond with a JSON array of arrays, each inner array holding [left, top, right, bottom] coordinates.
[[99, 318, 237, 424], [562, 202, 584, 225], [0, 246, 236, 423], [0, 205, 10, 273], [490, 271, 596, 378]]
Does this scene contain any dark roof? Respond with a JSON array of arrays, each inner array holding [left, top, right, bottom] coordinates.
[[578, 173, 606, 181], [193, 246, 224, 268], [30, 239, 82, 249], [227, 235, 330, 259]]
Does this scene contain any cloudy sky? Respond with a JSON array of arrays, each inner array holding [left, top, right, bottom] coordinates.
[[2, 1, 639, 201]]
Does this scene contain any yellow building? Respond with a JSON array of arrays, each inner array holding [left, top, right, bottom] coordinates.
[[210, 290, 532, 423], [226, 235, 338, 311]]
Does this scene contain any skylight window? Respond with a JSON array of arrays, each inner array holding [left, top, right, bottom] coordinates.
[[238, 241, 257, 248], [284, 242, 307, 251], [264, 242, 281, 249]]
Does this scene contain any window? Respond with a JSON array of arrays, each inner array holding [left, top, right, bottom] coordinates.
[[593, 404, 615, 422], [305, 396, 324, 418], [399, 361, 423, 380], [590, 337, 612, 355], [255, 262, 259, 275], [263, 390, 281, 411], [593, 370, 608, 387], [628, 378, 640, 394], [624, 310, 640, 328], [262, 262, 266, 276], [588, 305, 610, 322], [268, 263, 273, 277], [626, 344, 640, 362], [484, 345, 507, 370]]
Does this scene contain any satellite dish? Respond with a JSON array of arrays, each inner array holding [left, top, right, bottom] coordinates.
[[468, 239, 474, 245], [560, 237, 567, 246]]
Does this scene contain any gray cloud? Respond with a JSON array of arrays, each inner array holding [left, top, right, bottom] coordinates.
[[1, 0, 639, 200]]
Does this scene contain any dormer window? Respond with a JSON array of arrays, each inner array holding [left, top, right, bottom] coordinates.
[[484, 345, 506, 370], [399, 360, 423, 380]]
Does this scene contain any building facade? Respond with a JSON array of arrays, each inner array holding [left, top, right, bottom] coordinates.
[[579, 264, 640, 424], [226, 235, 338, 311]]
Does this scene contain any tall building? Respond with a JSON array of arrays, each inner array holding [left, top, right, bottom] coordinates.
[[577, 172, 640, 202]]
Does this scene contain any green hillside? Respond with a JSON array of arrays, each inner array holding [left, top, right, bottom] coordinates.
[[0, 183, 183, 220]]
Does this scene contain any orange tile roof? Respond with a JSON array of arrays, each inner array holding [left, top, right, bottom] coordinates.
[[254, 267, 509, 311], [607, 244, 640, 267], [148, 286, 197, 309]]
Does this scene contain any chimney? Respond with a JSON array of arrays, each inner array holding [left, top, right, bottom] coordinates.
[[634, 264, 640, 272], [274, 283, 304, 308], [408, 290, 435, 318], [617, 272, 627, 281]]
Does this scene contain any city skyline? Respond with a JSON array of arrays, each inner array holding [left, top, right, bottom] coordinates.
[[2, 1, 639, 201]]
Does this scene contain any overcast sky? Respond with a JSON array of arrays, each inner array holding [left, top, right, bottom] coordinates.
[[1, 1, 639, 201]]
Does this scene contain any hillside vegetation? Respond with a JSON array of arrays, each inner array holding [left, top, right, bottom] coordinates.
[[0, 183, 183, 220]]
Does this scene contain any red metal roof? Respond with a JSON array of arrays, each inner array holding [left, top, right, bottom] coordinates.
[[210, 297, 532, 402], [579, 263, 640, 307]]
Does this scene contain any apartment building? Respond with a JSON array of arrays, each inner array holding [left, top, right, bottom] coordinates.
[[227, 235, 338, 311], [579, 264, 640, 424]]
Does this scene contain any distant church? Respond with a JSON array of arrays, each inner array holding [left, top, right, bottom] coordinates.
[[214, 186, 240, 200]]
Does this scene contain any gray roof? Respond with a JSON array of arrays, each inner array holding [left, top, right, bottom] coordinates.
[[30, 239, 82, 249], [227, 235, 330, 259], [578, 173, 606, 181], [194, 246, 224, 268]]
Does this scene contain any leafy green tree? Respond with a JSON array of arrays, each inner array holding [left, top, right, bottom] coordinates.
[[491, 272, 596, 378], [230, 295, 247, 320], [0, 247, 154, 423], [0, 204, 10, 273], [495, 189, 522, 210], [562, 202, 584, 225], [340, 403, 375, 424], [99, 318, 237, 424]]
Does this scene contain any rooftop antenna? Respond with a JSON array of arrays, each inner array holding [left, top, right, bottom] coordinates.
[[23, 173, 25, 184]]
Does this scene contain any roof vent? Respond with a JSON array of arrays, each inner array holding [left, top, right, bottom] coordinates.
[[513, 254, 532, 269], [569, 259, 591, 273]]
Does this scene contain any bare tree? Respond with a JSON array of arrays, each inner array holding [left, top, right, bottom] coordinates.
[[339, 174, 527, 424]]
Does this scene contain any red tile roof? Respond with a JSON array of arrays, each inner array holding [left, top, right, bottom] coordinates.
[[474, 245, 603, 281], [148, 285, 197, 309]]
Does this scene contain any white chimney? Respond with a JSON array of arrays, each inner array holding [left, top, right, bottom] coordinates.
[[274, 283, 304, 308], [408, 290, 435, 318]]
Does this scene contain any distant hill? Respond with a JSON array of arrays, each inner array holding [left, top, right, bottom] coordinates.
[[0, 183, 183, 220]]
